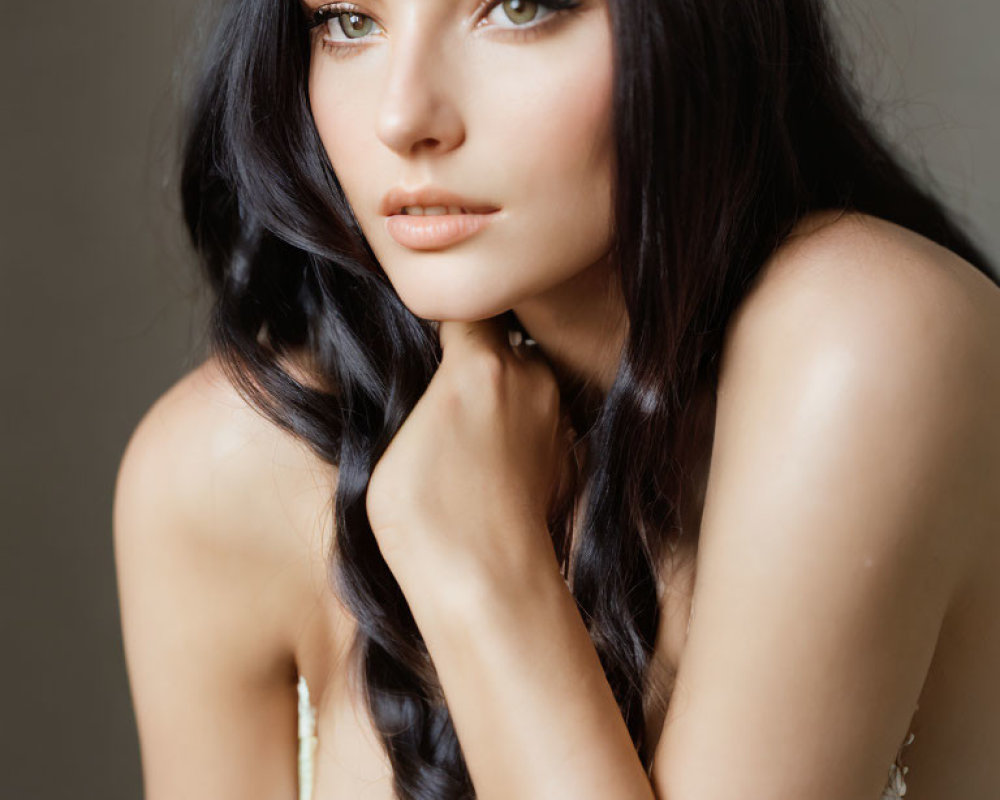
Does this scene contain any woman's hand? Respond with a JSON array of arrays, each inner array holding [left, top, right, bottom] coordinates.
[[365, 316, 576, 599]]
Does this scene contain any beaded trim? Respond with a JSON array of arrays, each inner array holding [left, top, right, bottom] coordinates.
[[880, 728, 916, 799], [297, 675, 319, 800]]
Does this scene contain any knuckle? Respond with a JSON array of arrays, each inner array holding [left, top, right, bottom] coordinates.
[[534, 366, 561, 407], [440, 348, 508, 408], [469, 349, 507, 387]]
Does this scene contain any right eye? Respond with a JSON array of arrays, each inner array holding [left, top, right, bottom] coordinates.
[[309, 4, 385, 44]]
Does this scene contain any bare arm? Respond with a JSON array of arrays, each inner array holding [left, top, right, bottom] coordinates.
[[402, 544, 656, 800], [113, 360, 325, 799], [646, 226, 987, 799], [393, 221, 987, 800]]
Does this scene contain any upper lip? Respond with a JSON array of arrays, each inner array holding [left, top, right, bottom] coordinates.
[[380, 186, 501, 216]]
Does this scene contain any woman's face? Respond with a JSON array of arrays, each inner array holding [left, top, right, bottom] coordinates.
[[305, 0, 616, 322]]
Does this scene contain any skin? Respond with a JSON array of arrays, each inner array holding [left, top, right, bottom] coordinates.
[[305, 0, 627, 397], [365, 315, 652, 798], [114, 215, 1000, 799], [366, 318, 574, 581], [310, 0, 1000, 800], [112, 0, 1000, 797], [307, 4, 648, 791]]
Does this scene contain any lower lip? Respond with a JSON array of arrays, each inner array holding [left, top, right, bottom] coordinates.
[[385, 210, 501, 251]]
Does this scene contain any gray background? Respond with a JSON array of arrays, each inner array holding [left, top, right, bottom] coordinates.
[[1, 1, 997, 796]]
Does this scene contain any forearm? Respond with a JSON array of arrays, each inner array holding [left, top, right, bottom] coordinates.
[[400, 539, 656, 800]]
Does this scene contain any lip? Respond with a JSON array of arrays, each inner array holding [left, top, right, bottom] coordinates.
[[385, 210, 502, 251], [379, 185, 500, 217], [380, 184, 502, 250]]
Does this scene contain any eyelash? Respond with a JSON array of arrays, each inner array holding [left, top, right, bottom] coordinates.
[[306, 0, 583, 57]]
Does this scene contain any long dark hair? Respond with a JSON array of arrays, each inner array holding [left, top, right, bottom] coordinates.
[[179, 0, 997, 797]]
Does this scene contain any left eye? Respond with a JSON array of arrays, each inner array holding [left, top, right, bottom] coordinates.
[[322, 9, 383, 43], [483, 0, 559, 29]]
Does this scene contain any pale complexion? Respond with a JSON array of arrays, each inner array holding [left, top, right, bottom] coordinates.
[[112, 0, 1000, 797], [364, 315, 653, 798], [305, 0, 627, 398], [307, 2, 655, 795], [305, 0, 1000, 798]]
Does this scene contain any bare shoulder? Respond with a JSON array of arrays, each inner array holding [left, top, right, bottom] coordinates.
[[716, 207, 1000, 565], [650, 212, 1000, 797], [733, 208, 995, 334], [112, 354, 344, 796], [737, 209, 1000, 356], [115, 354, 337, 570]]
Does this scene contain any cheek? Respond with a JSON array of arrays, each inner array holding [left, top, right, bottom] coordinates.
[[308, 63, 375, 203], [479, 26, 616, 285], [305, 15, 616, 318]]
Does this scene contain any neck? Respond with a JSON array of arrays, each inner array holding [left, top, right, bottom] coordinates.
[[510, 252, 628, 435]]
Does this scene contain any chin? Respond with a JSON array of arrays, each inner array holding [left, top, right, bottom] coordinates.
[[397, 291, 514, 325], [380, 259, 526, 324]]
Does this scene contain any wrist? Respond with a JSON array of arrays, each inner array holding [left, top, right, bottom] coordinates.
[[394, 531, 567, 638]]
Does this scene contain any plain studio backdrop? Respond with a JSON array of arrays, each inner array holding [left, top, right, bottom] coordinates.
[[1, 1, 996, 796]]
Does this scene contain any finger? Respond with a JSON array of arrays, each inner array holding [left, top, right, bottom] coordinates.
[[548, 411, 581, 524], [437, 316, 514, 358]]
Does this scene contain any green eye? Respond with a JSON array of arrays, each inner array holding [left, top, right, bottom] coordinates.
[[307, 4, 384, 44], [337, 11, 373, 40], [500, 0, 541, 25]]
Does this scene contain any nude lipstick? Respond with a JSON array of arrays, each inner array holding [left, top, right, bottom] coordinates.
[[381, 185, 502, 251]]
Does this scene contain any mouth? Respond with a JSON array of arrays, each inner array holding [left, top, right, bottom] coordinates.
[[379, 185, 501, 218], [389, 204, 501, 217], [384, 207, 503, 251]]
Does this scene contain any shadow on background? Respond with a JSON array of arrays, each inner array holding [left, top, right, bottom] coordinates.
[[0, 0, 996, 796]]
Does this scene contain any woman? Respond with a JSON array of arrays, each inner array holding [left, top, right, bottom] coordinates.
[[113, 0, 1000, 798]]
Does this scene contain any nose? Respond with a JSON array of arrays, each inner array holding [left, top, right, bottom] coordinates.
[[375, 34, 466, 158]]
